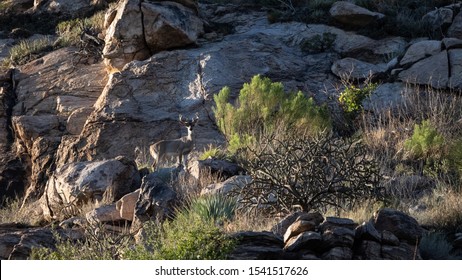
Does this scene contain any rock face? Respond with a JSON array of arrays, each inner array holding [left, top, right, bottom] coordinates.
[[329, 1, 385, 27], [103, 0, 203, 70], [11, 47, 108, 202], [42, 156, 140, 221]]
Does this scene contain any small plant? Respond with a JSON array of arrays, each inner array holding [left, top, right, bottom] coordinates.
[[404, 120, 444, 160], [199, 145, 229, 161], [300, 32, 336, 53], [339, 80, 377, 120], [419, 231, 458, 260], [54, 11, 105, 48], [189, 194, 237, 224], [5, 36, 54, 66]]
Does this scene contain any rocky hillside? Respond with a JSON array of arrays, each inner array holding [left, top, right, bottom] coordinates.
[[1, 0, 462, 260]]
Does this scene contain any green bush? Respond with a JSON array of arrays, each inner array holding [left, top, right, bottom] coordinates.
[[189, 195, 237, 224], [125, 205, 237, 260], [338, 81, 377, 119], [213, 75, 331, 154], [404, 120, 444, 159]]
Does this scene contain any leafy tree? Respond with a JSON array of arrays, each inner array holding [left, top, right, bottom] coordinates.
[[213, 75, 331, 154]]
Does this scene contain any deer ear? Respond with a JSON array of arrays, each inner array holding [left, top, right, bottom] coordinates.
[[193, 112, 199, 123], [179, 114, 187, 124]]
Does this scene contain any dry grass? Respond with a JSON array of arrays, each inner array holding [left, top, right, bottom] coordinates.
[[412, 186, 462, 231], [0, 198, 43, 225], [224, 210, 278, 233], [361, 85, 462, 177]]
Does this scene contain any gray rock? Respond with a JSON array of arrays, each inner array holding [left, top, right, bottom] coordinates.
[[400, 40, 442, 66], [381, 242, 420, 260], [103, 0, 203, 70], [189, 158, 245, 180], [398, 51, 449, 89], [322, 227, 355, 249], [454, 234, 462, 248], [201, 175, 251, 197], [284, 231, 323, 252], [115, 189, 140, 221], [322, 246, 353, 260], [42, 156, 140, 221], [442, 38, 462, 50], [331, 57, 386, 80], [381, 230, 400, 246], [357, 240, 382, 260], [422, 7, 453, 30], [355, 221, 381, 243], [229, 231, 285, 260], [133, 170, 178, 228], [448, 11, 462, 39], [372, 208, 423, 244], [449, 49, 462, 89], [329, 1, 385, 27], [34, 0, 106, 15], [364, 83, 406, 113], [319, 217, 357, 232], [141, 1, 203, 53], [86, 204, 122, 224]]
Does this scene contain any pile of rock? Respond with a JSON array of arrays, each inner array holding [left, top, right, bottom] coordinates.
[[231, 208, 424, 260]]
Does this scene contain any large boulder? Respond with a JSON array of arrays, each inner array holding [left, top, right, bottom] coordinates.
[[229, 231, 286, 260], [41, 156, 140, 221], [449, 49, 462, 89], [372, 208, 423, 245], [103, 0, 203, 70], [399, 40, 442, 66], [331, 57, 386, 80], [329, 1, 384, 27], [141, 1, 203, 53], [133, 170, 178, 229], [398, 51, 449, 89], [201, 175, 251, 196], [448, 11, 462, 39], [103, 0, 150, 71]]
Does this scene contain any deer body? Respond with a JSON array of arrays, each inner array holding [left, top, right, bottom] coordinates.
[[149, 115, 198, 170]]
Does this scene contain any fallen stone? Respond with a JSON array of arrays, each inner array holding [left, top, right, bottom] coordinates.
[[330, 1, 384, 27]]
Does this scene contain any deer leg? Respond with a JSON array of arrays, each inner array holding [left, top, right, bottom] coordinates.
[[183, 154, 188, 168], [178, 154, 183, 168]]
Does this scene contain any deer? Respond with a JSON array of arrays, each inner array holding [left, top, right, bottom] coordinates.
[[149, 114, 199, 171]]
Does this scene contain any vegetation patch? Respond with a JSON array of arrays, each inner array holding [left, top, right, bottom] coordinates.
[[213, 74, 331, 155]]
